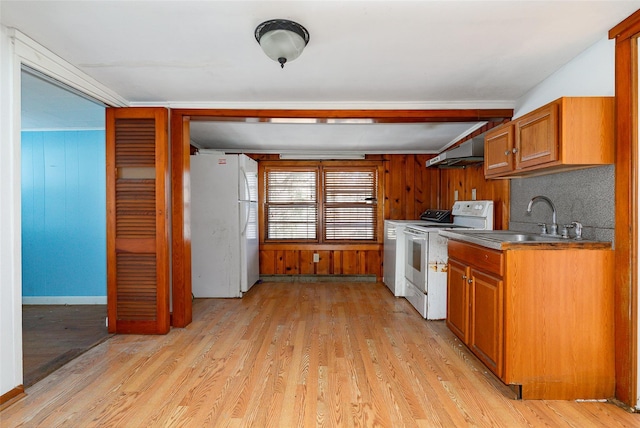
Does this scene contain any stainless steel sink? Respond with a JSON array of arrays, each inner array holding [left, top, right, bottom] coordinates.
[[440, 230, 569, 249], [463, 231, 565, 243], [439, 229, 608, 250]]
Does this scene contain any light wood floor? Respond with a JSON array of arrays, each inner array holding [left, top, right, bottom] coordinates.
[[2, 281, 639, 427]]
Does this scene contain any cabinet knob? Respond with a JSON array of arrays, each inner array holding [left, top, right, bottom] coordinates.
[[467, 279, 473, 284], [504, 150, 510, 156], [462, 275, 467, 279], [512, 147, 518, 154]]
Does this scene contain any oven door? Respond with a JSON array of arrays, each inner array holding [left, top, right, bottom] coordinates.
[[403, 228, 426, 291]]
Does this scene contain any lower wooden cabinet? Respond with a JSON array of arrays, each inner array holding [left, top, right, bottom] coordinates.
[[446, 259, 469, 342], [446, 239, 614, 400], [469, 269, 503, 378], [447, 260, 504, 378]]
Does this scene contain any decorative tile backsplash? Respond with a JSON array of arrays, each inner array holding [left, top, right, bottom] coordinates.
[[509, 165, 614, 243]]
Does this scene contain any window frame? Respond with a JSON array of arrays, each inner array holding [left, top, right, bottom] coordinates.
[[263, 166, 320, 241], [322, 165, 380, 242], [260, 160, 385, 245]]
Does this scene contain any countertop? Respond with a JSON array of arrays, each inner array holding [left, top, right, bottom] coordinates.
[[439, 229, 613, 251]]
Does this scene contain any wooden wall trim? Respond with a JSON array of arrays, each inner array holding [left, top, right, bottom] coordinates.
[[447, 119, 512, 150], [610, 11, 640, 407], [0, 385, 25, 409], [175, 108, 513, 123], [170, 112, 192, 327], [261, 243, 382, 251], [610, 9, 640, 41]]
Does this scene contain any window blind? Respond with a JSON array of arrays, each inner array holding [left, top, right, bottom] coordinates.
[[265, 169, 318, 240], [323, 168, 378, 241]]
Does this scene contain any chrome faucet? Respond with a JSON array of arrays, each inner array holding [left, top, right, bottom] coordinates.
[[571, 221, 583, 240], [526, 195, 558, 236]]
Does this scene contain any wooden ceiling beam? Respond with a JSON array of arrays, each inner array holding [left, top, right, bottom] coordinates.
[[176, 108, 513, 123]]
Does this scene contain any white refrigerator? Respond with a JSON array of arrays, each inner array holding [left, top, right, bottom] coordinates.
[[190, 152, 259, 297]]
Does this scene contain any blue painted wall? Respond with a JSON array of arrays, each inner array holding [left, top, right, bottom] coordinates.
[[21, 130, 106, 297]]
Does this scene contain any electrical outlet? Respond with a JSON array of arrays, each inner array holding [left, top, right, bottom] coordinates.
[[313, 253, 320, 263], [471, 188, 477, 200], [454, 190, 459, 201]]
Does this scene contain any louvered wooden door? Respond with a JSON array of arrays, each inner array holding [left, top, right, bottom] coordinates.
[[106, 108, 170, 334]]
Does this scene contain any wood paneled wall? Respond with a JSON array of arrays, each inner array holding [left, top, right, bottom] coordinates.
[[382, 153, 509, 229], [437, 120, 511, 230], [439, 164, 510, 230], [259, 245, 382, 277], [382, 154, 440, 220], [247, 154, 509, 280]]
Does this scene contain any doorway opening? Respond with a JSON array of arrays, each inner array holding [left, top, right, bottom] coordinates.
[[20, 67, 110, 386]]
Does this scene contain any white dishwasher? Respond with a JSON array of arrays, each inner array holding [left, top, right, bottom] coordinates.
[[383, 209, 455, 297]]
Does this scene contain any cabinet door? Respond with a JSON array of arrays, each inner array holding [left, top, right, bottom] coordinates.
[[469, 269, 504, 378], [484, 125, 514, 177], [515, 103, 558, 170], [447, 259, 470, 342]]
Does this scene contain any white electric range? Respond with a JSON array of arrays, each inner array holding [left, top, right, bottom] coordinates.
[[403, 201, 494, 319]]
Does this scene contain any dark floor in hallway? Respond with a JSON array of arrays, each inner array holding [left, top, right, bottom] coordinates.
[[22, 305, 111, 387]]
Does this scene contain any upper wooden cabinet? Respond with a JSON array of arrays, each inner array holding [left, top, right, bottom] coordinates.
[[484, 124, 515, 176], [484, 97, 614, 178]]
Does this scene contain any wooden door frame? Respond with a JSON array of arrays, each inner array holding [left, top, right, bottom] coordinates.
[[610, 10, 640, 407], [169, 108, 513, 327]]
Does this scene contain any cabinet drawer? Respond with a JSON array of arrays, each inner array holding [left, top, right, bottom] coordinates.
[[448, 240, 504, 277]]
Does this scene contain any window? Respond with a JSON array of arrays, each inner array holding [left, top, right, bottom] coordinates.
[[263, 162, 381, 243], [323, 168, 378, 241], [264, 168, 318, 240]]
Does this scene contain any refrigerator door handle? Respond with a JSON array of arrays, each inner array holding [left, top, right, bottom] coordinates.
[[239, 168, 252, 235], [240, 168, 251, 202], [240, 201, 250, 235]]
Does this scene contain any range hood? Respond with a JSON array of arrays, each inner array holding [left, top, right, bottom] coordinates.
[[427, 137, 485, 168]]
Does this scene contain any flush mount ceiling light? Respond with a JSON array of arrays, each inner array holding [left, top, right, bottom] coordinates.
[[255, 19, 309, 68]]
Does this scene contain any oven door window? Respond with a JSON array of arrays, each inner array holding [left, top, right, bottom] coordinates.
[[410, 239, 422, 272], [405, 232, 426, 289]]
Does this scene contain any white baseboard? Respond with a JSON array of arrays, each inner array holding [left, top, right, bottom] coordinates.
[[22, 296, 107, 305]]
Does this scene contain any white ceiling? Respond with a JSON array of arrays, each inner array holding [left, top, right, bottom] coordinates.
[[189, 120, 487, 154], [4, 1, 640, 154]]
